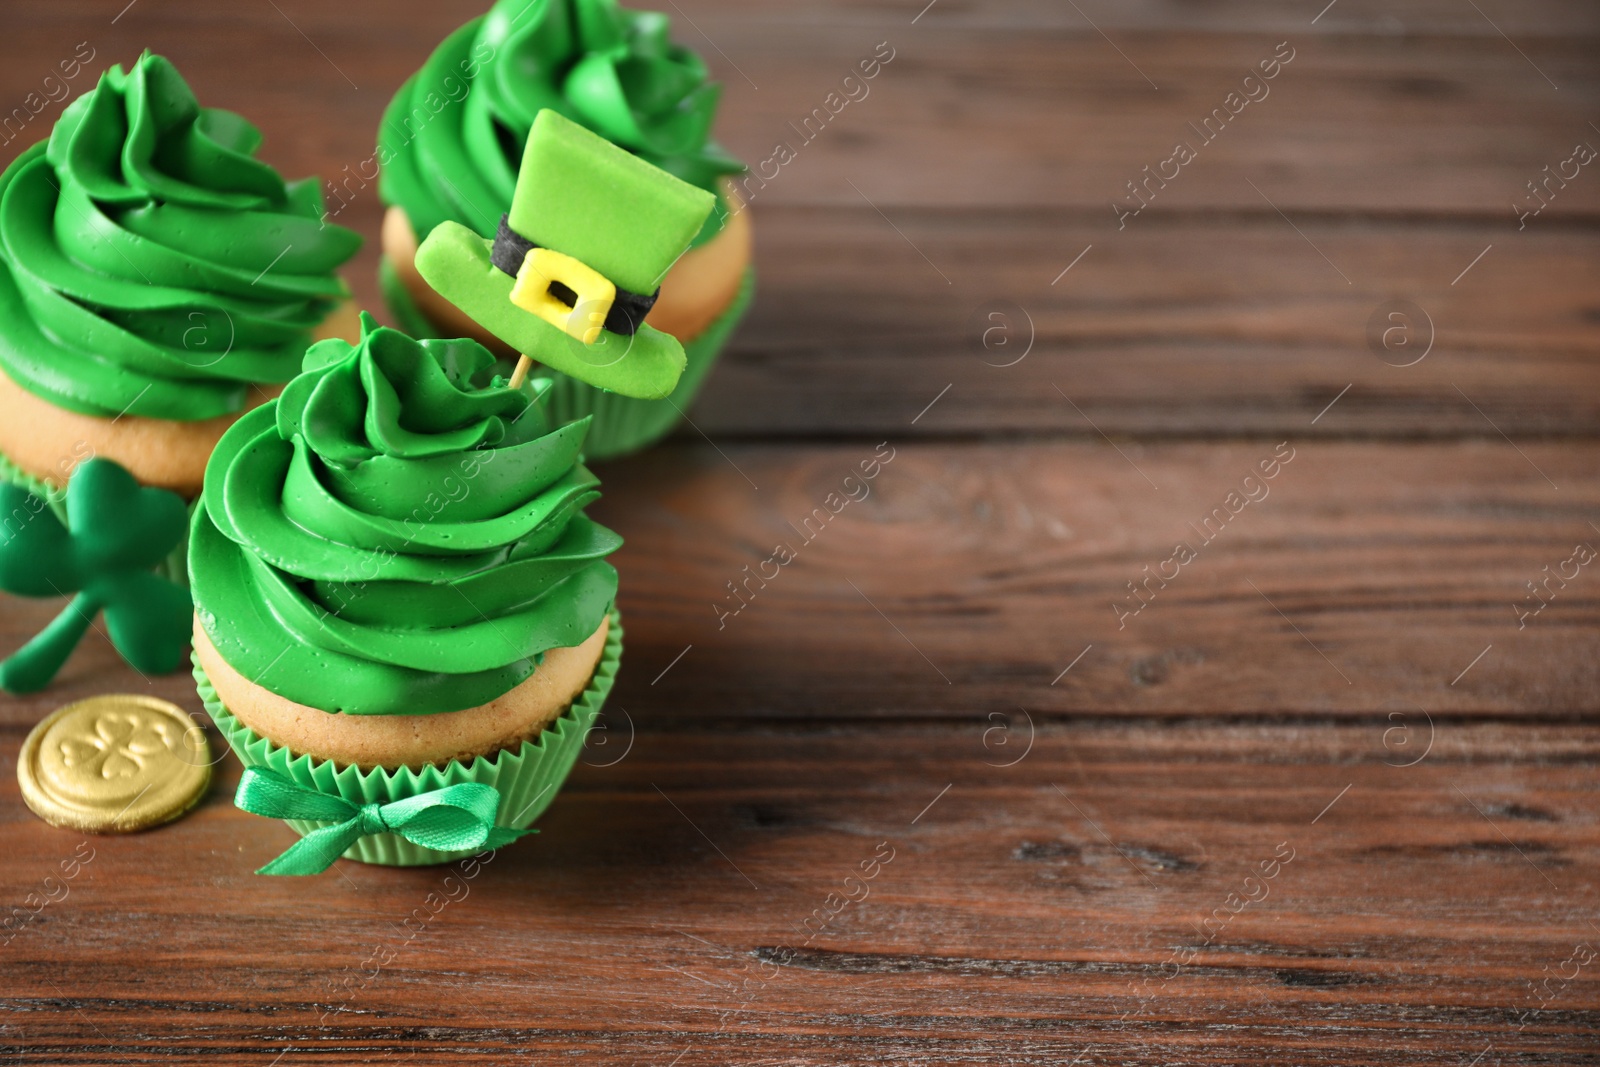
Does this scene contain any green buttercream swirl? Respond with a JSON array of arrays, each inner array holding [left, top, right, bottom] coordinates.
[[190, 314, 621, 715], [378, 0, 743, 249], [0, 53, 361, 421]]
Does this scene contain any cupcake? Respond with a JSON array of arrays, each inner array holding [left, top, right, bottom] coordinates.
[[0, 52, 362, 508], [190, 314, 622, 871], [376, 0, 752, 458]]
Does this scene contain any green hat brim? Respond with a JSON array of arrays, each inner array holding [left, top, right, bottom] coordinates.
[[415, 222, 687, 401]]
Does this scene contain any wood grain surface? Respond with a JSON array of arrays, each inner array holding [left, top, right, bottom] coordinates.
[[3, 721, 1596, 1063], [1, 0, 1597, 1064]]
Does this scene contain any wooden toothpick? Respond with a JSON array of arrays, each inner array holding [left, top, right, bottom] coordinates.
[[508, 353, 534, 391]]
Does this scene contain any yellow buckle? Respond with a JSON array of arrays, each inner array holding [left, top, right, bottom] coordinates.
[[508, 247, 616, 346]]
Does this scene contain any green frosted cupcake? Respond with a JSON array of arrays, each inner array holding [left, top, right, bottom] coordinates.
[[0, 51, 361, 505], [375, 0, 753, 459], [190, 315, 623, 871]]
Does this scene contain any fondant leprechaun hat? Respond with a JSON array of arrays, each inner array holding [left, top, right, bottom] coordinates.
[[416, 109, 716, 400]]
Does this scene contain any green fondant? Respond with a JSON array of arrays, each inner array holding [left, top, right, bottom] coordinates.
[[0, 458, 191, 692], [377, 0, 743, 251], [509, 110, 715, 294], [0, 53, 360, 421], [415, 220, 688, 399], [189, 316, 621, 716]]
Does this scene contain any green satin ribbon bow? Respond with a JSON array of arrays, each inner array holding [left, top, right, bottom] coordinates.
[[234, 767, 535, 876]]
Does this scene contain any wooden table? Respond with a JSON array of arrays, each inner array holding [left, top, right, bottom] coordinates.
[[3, 1, 1598, 1062]]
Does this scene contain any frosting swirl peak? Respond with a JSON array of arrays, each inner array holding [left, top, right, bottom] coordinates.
[[191, 315, 620, 715], [0, 52, 361, 421]]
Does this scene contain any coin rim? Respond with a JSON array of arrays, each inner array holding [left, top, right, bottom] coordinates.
[[18, 695, 213, 834]]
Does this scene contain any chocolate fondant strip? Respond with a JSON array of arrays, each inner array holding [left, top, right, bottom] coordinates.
[[491, 214, 659, 336]]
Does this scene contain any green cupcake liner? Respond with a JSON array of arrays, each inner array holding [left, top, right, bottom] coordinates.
[[0, 446, 69, 526], [193, 611, 622, 868], [0, 445, 191, 584], [380, 259, 755, 460]]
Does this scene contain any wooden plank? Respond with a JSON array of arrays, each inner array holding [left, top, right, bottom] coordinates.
[[600, 440, 1600, 720], [1, 5, 1595, 223], [3, 441, 1596, 730], [709, 31, 1600, 218], [1, 720, 1595, 1063], [16, 0, 1600, 36], [696, 207, 1600, 438], [613, 440, 1600, 720], [635, 0, 1600, 36]]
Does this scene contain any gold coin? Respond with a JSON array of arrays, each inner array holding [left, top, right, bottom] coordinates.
[[18, 695, 213, 833]]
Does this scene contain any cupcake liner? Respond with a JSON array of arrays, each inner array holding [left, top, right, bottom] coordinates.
[[194, 611, 623, 868], [0, 445, 192, 584], [381, 259, 756, 460], [0, 446, 69, 526]]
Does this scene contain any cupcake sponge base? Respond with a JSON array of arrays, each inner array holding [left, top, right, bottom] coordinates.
[[195, 612, 622, 868]]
